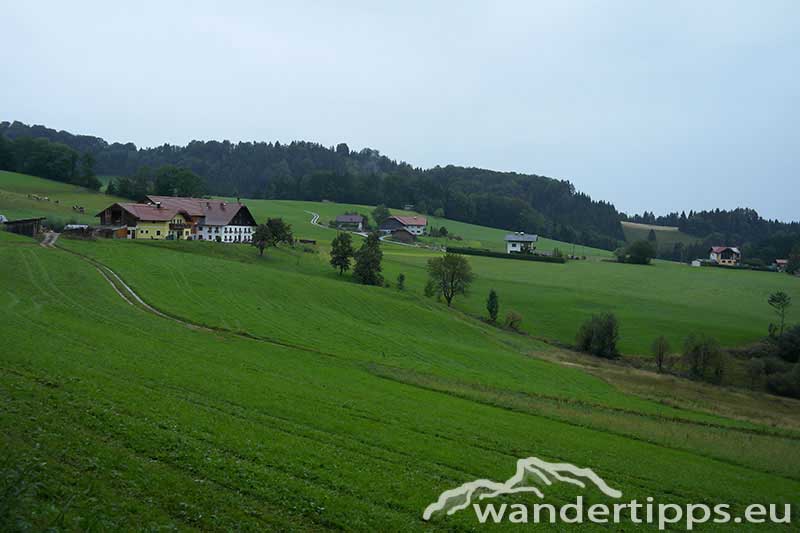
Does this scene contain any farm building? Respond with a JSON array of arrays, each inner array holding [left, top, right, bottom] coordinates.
[[3, 217, 46, 237], [774, 259, 789, 272], [505, 232, 539, 254], [709, 246, 741, 266], [96, 197, 258, 243], [380, 215, 427, 236], [96, 203, 193, 240], [335, 214, 364, 231], [389, 228, 416, 243]]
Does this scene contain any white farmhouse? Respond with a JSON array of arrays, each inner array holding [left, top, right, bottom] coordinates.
[[505, 232, 539, 254]]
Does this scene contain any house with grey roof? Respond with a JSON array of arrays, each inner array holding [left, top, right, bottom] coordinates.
[[505, 232, 538, 254]]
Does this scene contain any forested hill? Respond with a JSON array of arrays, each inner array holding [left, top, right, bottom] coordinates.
[[0, 120, 623, 249]]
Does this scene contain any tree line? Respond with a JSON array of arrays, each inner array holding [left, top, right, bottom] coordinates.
[[1, 120, 623, 250], [0, 134, 100, 190], [623, 208, 800, 264]]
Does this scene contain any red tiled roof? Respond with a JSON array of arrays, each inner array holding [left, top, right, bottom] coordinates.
[[118, 203, 188, 221], [146, 196, 248, 226], [390, 215, 427, 226], [710, 246, 740, 254]]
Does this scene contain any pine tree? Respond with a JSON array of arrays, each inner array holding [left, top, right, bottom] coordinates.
[[486, 289, 499, 323]]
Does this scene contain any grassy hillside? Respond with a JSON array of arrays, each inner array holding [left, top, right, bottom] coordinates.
[[1, 172, 798, 354], [237, 198, 611, 257], [234, 199, 800, 354], [2, 230, 800, 529], [0, 170, 125, 224], [621, 220, 700, 252]]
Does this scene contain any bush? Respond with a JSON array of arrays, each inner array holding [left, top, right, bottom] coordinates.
[[766, 364, 800, 399], [774, 324, 800, 363], [447, 247, 566, 263], [505, 311, 523, 331], [617, 240, 656, 265], [576, 313, 619, 358], [683, 334, 726, 383]]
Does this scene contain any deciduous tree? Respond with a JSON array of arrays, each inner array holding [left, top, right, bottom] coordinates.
[[330, 232, 354, 275], [353, 232, 383, 285], [426, 253, 474, 307]]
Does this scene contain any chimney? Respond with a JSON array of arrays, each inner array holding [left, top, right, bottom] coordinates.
[[155, 201, 162, 208], [206, 202, 211, 208]]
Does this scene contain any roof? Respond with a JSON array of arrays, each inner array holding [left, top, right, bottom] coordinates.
[[120, 203, 189, 221], [710, 246, 740, 254], [146, 196, 209, 216], [4, 217, 47, 224], [505, 233, 539, 242], [775, 259, 788, 265], [145, 196, 249, 226], [336, 214, 363, 223], [389, 215, 427, 226]]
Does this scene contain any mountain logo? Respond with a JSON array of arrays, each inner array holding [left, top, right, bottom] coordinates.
[[423, 456, 622, 521]]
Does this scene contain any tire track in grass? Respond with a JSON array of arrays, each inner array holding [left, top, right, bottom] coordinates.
[[54, 243, 347, 358]]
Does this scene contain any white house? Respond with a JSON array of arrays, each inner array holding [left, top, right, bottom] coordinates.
[[505, 232, 538, 254], [146, 196, 258, 243], [380, 215, 427, 236]]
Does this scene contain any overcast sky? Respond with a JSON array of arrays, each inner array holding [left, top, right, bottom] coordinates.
[[2, 1, 798, 220]]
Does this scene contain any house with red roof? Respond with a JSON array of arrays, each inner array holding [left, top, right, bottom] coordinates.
[[96, 197, 257, 242], [709, 246, 741, 266], [379, 215, 427, 236]]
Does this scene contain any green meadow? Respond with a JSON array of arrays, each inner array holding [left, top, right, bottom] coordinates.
[[3, 230, 800, 530], [2, 172, 800, 529]]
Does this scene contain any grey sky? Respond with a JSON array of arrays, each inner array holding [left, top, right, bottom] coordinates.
[[2, 1, 798, 220]]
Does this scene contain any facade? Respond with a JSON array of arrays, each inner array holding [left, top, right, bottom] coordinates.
[[3, 217, 46, 237], [709, 246, 741, 266], [145, 196, 257, 243], [96, 203, 193, 240], [390, 228, 415, 243], [505, 232, 539, 254], [380, 215, 427, 236], [335, 214, 364, 231]]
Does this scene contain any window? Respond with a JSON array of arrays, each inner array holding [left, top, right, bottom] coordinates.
[[156, 230, 161, 236]]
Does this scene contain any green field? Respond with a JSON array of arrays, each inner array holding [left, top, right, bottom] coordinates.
[[3, 226, 800, 530], [621, 221, 700, 252], [0, 170, 125, 225], [2, 170, 799, 356], [233, 198, 800, 355], [2, 172, 800, 529]]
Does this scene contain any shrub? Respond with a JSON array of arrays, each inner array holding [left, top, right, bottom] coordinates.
[[446, 247, 567, 263], [617, 240, 656, 265], [651, 335, 670, 373], [683, 334, 726, 383], [766, 364, 800, 399], [486, 289, 499, 323], [396, 273, 405, 291], [746, 358, 766, 389], [576, 313, 619, 358], [505, 311, 523, 331]]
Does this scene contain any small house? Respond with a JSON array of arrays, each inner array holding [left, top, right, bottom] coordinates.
[[709, 246, 741, 266], [380, 215, 427, 236], [774, 259, 788, 272], [505, 232, 538, 254], [691, 259, 703, 267], [335, 214, 364, 231]]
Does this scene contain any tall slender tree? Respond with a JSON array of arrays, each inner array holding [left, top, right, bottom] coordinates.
[[330, 232, 355, 275], [353, 232, 383, 285]]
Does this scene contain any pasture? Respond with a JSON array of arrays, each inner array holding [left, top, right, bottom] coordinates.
[[621, 220, 700, 252], [233, 198, 800, 355], [2, 229, 800, 530]]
